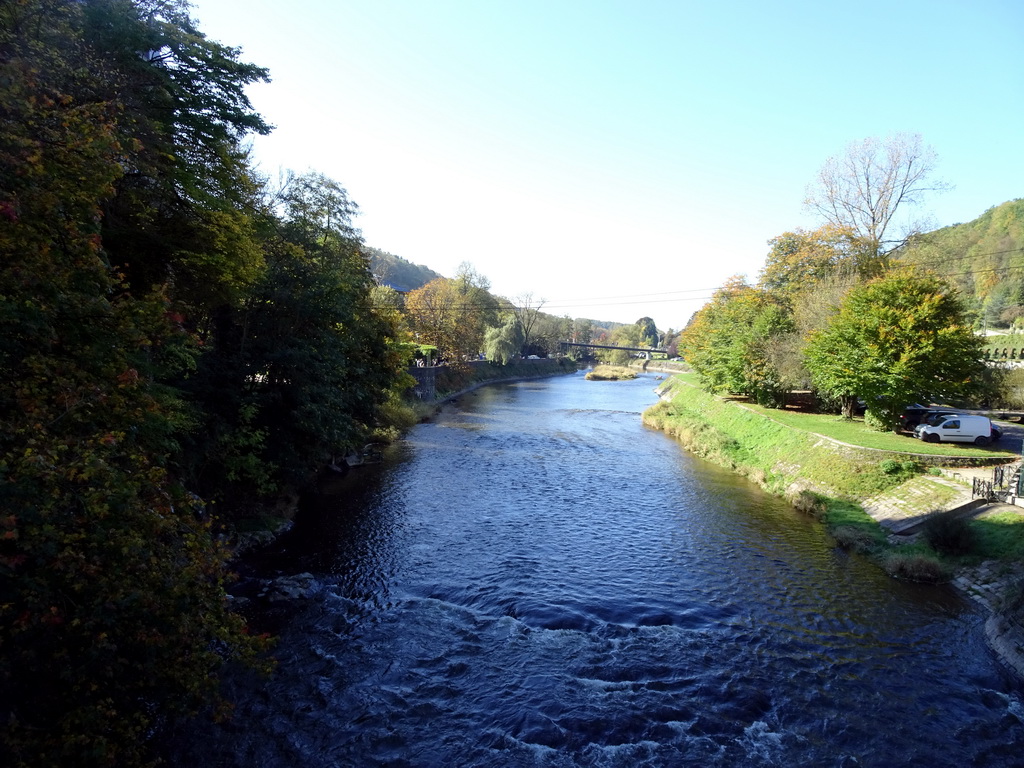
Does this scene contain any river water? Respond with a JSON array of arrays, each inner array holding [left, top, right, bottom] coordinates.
[[174, 371, 1024, 766]]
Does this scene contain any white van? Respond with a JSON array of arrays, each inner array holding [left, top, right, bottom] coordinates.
[[917, 414, 995, 446]]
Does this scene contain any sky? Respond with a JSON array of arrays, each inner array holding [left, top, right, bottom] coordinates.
[[188, 0, 1023, 329]]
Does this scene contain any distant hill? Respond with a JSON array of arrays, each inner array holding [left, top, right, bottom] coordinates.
[[362, 245, 443, 292], [895, 199, 1024, 324]]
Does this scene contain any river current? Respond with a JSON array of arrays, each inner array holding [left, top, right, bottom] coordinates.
[[173, 371, 1024, 766]]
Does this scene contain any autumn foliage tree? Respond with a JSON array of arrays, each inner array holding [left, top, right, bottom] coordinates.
[[680, 278, 794, 405], [804, 133, 948, 258], [0, 2, 271, 764], [405, 269, 498, 365], [804, 271, 986, 427]]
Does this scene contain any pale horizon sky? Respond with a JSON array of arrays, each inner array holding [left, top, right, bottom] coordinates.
[[189, 0, 1023, 329]]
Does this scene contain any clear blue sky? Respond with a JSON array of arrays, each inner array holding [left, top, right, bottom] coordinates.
[[189, 0, 1023, 329]]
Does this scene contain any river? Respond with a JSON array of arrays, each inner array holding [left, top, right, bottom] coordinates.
[[171, 371, 1024, 766]]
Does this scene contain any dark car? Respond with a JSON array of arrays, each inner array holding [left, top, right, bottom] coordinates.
[[899, 404, 934, 430]]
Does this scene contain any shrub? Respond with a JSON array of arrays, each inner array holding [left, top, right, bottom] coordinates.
[[832, 525, 883, 553], [879, 458, 921, 478], [881, 551, 950, 582], [864, 410, 889, 431], [922, 512, 976, 556], [993, 367, 1024, 410], [880, 459, 901, 475], [789, 489, 824, 518]]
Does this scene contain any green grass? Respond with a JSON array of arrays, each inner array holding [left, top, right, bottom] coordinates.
[[669, 375, 1014, 458], [970, 511, 1024, 561], [645, 383, 911, 498], [649, 376, 1024, 581]]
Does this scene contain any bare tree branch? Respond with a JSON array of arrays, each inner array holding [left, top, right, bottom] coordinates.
[[804, 133, 950, 256]]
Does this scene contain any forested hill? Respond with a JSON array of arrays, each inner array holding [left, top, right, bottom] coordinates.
[[895, 198, 1024, 324], [363, 245, 443, 291]]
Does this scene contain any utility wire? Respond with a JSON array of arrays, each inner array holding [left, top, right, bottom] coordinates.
[[370, 246, 1024, 313]]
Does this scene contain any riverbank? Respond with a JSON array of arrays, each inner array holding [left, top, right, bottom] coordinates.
[[427, 357, 578, 404], [643, 375, 1024, 678], [232, 359, 577, 551]]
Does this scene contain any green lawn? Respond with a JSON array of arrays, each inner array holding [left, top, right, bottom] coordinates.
[[670, 374, 1015, 458], [745, 405, 1015, 457]]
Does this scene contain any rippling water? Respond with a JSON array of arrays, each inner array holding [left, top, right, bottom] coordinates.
[[172, 372, 1024, 766]]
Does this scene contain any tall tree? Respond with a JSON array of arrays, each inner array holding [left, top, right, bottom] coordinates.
[[183, 173, 405, 497], [759, 224, 883, 298], [405, 278, 474, 363], [635, 316, 658, 348], [804, 271, 985, 427], [483, 316, 525, 364], [0, 2, 268, 762], [680, 277, 793, 404], [512, 292, 546, 355], [406, 267, 497, 364], [804, 133, 948, 257], [83, 0, 272, 323]]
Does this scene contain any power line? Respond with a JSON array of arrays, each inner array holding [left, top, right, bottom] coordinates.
[[371, 246, 1024, 314]]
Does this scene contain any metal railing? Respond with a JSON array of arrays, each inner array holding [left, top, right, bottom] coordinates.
[[973, 477, 996, 500], [973, 464, 1023, 502]]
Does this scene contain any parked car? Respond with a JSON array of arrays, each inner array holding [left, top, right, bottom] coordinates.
[[917, 414, 997, 446], [913, 410, 963, 435], [912, 411, 1002, 442], [899, 404, 933, 429]]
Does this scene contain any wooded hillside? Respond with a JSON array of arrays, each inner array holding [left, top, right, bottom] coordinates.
[[363, 245, 443, 292], [895, 199, 1024, 326]]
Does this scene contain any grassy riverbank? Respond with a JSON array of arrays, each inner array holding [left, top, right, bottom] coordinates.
[[643, 376, 1024, 579], [643, 377, 916, 500]]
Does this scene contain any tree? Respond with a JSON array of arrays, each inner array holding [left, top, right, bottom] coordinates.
[[804, 133, 948, 257], [804, 271, 986, 427], [483, 316, 524, 364], [182, 173, 406, 497], [680, 277, 794, 404], [0, 2, 268, 761], [512, 292, 546, 355], [635, 317, 658, 348], [600, 323, 644, 365], [405, 278, 474, 363], [82, 0, 272, 323], [759, 224, 882, 299], [405, 267, 497, 364]]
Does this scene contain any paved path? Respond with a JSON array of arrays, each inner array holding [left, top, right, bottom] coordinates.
[[862, 474, 980, 534]]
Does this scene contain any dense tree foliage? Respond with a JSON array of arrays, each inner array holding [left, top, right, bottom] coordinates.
[[0, 2, 409, 764], [364, 245, 442, 292], [635, 316, 658, 348], [804, 272, 985, 427], [895, 198, 1024, 326], [679, 278, 793, 404], [758, 224, 883, 299], [483, 316, 525, 364], [678, 134, 1002, 421]]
